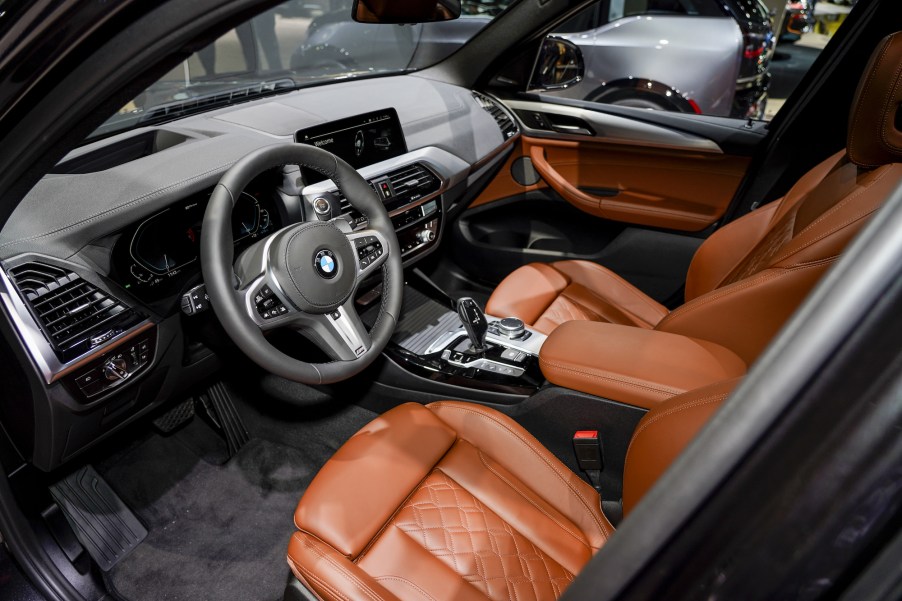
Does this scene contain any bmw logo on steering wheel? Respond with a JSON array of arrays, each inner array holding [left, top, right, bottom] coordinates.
[[314, 249, 338, 279]]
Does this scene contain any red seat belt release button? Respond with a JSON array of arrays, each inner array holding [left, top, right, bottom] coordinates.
[[573, 431, 603, 491], [573, 431, 603, 470]]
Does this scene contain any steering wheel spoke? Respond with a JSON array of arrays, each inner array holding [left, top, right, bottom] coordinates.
[[291, 301, 372, 361]]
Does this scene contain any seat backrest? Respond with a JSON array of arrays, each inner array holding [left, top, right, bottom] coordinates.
[[655, 32, 902, 365]]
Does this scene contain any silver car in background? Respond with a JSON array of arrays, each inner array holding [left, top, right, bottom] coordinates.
[[548, 0, 773, 117], [293, 0, 773, 118]]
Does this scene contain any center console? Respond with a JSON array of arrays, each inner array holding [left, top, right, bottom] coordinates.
[[362, 287, 549, 399], [298, 110, 445, 264]]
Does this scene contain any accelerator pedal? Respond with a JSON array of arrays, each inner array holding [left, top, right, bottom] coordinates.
[[152, 398, 195, 434], [49, 466, 146, 571], [200, 382, 250, 457]]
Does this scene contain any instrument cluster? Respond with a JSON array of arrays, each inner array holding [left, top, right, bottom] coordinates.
[[111, 185, 280, 304]]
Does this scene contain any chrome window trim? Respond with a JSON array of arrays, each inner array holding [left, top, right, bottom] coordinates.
[[503, 99, 725, 154]]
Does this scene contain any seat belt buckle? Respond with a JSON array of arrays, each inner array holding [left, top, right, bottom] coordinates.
[[573, 430, 603, 492]]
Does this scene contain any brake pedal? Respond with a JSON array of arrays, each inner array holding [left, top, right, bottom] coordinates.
[[152, 398, 195, 434], [199, 382, 250, 457]]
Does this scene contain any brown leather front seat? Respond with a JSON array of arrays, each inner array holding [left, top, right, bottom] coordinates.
[[486, 33, 902, 364], [288, 380, 737, 601], [286, 34, 902, 601]]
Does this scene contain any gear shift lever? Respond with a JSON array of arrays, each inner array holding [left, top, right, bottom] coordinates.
[[457, 297, 488, 353]]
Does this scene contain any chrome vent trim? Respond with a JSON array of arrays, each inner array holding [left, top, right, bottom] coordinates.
[[8, 262, 136, 362]]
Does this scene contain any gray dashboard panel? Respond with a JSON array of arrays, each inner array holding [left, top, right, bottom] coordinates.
[[0, 76, 504, 261], [0, 133, 272, 259]]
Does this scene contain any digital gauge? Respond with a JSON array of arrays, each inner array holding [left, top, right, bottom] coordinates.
[[129, 192, 262, 277], [232, 193, 261, 241], [114, 187, 279, 304]]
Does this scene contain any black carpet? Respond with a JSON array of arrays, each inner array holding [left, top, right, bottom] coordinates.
[[97, 395, 376, 601]]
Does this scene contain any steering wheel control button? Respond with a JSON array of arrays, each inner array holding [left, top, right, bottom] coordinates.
[[180, 284, 210, 316], [252, 283, 288, 320], [253, 285, 274, 305], [355, 237, 384, 270], [314, 249, 338, 279]]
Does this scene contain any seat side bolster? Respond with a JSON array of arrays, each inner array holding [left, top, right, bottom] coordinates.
[[288, 532, 401, 601], [294, 403, 456, 559], [426, 401, 612, 549], [658, 261, 835, 364], [771, 163, 902, 268], [485, 263, 569, 325], [622, 379, 740, 516], [685, 200, 780, 301], [551, 260, 668, 327]]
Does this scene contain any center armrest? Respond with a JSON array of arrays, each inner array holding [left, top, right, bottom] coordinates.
[[539, 321, 747, 409]]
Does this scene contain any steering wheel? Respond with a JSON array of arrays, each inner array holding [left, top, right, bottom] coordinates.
[[200, 144, 403, 384]]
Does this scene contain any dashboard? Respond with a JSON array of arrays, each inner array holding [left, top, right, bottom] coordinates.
[[0, 75, 519, 471]]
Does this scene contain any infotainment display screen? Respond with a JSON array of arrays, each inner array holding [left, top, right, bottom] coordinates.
[[296, 108, 408, 184]]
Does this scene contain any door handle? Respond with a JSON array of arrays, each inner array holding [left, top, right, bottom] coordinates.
[[528, 144, 613, 211], [550, 123, 594, 136]]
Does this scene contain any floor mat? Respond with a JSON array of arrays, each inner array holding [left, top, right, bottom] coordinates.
[[98, 429, 335, 601]]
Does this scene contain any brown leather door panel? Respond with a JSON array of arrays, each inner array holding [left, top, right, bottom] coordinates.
[[472, 137, 749, 232], [524, 136, 750, 231]]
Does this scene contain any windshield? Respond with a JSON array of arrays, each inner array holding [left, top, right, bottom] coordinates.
[[91, 0, 515, 140]]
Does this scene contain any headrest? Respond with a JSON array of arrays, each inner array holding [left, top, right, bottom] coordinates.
[[848, 32, 902, 168]]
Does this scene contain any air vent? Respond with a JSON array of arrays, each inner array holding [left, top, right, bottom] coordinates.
[[335, 162, 441, 218], [382, 163, 441, 206], [472, 92, 519, 139], [8, 262, 140, 362], [138, 79, 295, 127]]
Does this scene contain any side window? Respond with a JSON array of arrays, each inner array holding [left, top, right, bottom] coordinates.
[[543, 0, 848, 121], [617, 0, 685, 19]]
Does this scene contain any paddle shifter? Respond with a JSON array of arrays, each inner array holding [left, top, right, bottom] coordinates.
[[456, 297, 488, 353]]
